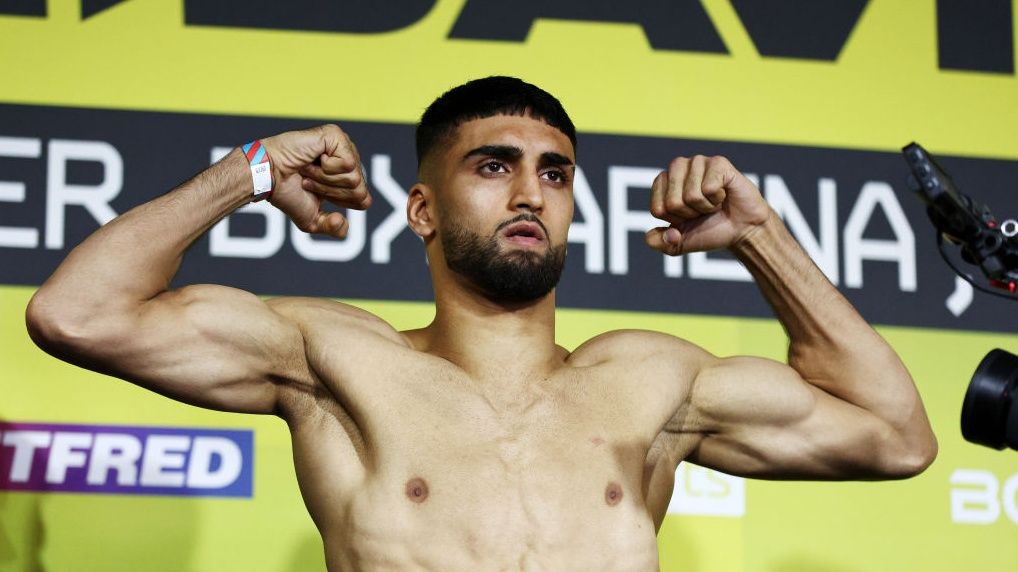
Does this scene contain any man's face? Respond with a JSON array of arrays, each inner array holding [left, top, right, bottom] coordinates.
[[428, 114, 575, 304]]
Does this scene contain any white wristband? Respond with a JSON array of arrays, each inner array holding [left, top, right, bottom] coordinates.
[[241, 140, 274, 201]]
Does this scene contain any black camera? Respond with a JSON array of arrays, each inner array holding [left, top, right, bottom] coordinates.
[[962, 349, 1018, 450], [902, 143, 1018, 451]]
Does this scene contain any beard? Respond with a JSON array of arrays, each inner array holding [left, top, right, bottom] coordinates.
[[441, 214, 566, 304]]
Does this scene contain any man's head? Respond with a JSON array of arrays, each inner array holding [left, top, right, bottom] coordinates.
[[408, 77, 576, 305]]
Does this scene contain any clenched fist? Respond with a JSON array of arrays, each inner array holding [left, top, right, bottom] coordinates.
[[645, 155, 773, 256], [261, 124, 372, 238]]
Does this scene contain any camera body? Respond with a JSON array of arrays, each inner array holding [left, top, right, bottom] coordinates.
[[901, 143, 1018, 451], [902, 142, 1018, 292]]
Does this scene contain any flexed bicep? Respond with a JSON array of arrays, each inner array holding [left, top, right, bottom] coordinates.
[[683, 356, 924, 480], [25, 125, 371, 417], [30, 284, 312, 415]]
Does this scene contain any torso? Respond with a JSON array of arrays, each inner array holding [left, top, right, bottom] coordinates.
[[275, 299, 703, 572]]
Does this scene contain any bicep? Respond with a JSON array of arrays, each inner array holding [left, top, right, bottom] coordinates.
[[85, 285, 310, 414], [682, 356, 902, 479]]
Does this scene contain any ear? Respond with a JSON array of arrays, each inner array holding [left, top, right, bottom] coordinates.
[[407, 183, 436, 239]]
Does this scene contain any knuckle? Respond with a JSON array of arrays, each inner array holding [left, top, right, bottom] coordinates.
[[650, 203, 666, 219], [664, 196, 684, 212], [320, 124, 345, 145], [668, 157, 687, 172], [704, 174, 722, 189]]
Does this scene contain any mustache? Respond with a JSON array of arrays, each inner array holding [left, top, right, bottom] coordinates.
[[494, 213, 549, 238]]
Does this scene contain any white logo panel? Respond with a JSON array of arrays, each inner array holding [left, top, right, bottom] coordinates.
[[668, 463, 745, 518]]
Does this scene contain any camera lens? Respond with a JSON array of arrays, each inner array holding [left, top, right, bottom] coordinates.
[[961, 349, 1018, 450]]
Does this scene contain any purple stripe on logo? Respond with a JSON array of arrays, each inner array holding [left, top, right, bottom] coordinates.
[[0, 422, 253, 497]]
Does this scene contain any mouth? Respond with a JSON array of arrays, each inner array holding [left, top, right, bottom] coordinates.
[[500, 221, 546, 246]]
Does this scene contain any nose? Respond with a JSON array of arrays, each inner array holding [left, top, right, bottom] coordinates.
[[510, 173, 544, 213]]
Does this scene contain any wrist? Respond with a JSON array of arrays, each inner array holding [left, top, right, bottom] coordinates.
[[730, 209, 783, 259], [240, 139, 275, 202]]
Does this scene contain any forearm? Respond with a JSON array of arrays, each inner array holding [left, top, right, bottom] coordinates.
[[650, 155, 935, 476], [731, 211, 928, 429], [29, 148, 252, 331]]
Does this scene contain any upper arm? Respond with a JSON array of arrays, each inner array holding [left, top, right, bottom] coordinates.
[[679, 356, 925, 480], [29, 283, 315, 415]]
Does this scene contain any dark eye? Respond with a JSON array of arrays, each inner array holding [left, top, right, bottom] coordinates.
[[482, 161, 506, 173], [543, 169, 567, 183]]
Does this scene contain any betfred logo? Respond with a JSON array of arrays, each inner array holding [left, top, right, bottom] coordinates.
[[0, 422, 253, 497]]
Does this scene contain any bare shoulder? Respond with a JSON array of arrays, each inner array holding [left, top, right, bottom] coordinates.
[[265, 296, 411, 425], [266, 296, 407, 347], [563, 329, 716, 444], [566, 329, 712, 369]]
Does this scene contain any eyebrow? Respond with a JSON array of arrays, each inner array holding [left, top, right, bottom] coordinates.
[[463, 144, 523, 161], [462, 145, 575, 168], [539, 152, 574, 168]]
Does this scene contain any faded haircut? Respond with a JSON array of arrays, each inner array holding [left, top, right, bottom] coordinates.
[[415, 76, 577, 170]]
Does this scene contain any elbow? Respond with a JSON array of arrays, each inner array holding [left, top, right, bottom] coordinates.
[[897, 441, 938, 478], [880, 432, 939, 479], [26, 288, 97, 358], [26, 288, 71, 355]]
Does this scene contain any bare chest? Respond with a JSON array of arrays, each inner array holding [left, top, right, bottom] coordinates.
[[365, 366, 652, 506], [344, 402, 657, 570], [294, 360, 662, 569]]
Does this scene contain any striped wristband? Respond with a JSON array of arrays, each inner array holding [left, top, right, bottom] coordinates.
[[242, 140, 274, 202]]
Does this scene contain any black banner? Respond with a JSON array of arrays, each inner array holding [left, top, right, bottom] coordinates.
[[1, 103, 1016, 332]]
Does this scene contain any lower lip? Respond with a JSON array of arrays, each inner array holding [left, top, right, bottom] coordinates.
[[505, 235, 543, 246]]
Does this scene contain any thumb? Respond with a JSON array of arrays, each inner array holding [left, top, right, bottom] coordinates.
[[645, 227, 684, 256]]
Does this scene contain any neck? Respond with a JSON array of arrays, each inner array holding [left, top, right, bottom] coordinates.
[[418, 277, 561, 379]]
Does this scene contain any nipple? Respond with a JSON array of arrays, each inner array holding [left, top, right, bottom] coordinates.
[[605, 482, 623, 506], [405, 477, 429, 503]]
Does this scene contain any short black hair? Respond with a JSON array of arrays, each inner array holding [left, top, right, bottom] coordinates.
[[415, 76, 576, 168]]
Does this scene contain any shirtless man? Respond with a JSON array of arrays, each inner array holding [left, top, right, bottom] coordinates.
[[26, 77, 937, 571]]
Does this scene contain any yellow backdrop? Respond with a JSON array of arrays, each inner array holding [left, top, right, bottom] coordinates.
[[2, 1, 1018, 570]]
